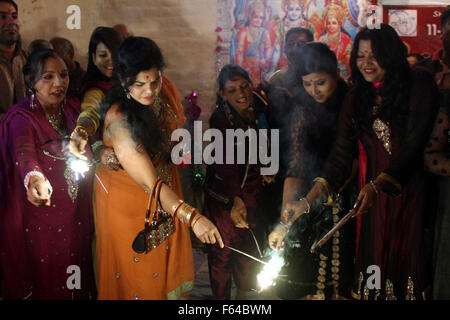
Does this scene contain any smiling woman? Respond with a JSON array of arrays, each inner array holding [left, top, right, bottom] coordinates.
[[0, 49, 96, 300]]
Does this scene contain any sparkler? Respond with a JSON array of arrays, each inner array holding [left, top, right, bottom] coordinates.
[[256, 253, 284, 291], [225, 245, 267, 265], [69, 158, 91, 181], [310, 207, 357, 253]]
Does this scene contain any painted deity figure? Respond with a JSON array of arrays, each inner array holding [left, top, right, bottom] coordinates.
[[319, 4, 352, 79], [235, 1, 272, 86], [270, 0, 322, 74]]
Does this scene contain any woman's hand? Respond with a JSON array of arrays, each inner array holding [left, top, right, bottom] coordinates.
[[230, 196, 248, 229], [68, 128, 88, 161], [280, 199, 308, 225], [192, 216, 224, 248], [354, 182, 379, 216], [268, 223, 289, 251], [27, 176, 51, 207], [100, 147, 120, 171]]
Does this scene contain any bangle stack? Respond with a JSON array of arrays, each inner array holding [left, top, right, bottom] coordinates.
[[299, 197, 311, 214], [175, 201, 203, 228], [369, 180, 379, 195], [71, 125, 89, 140]]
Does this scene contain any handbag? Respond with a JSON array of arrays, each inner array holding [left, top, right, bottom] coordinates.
[[132, 178, 176, 254]]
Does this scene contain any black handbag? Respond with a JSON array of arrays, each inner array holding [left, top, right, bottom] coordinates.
[[132, 178, 176, 254]]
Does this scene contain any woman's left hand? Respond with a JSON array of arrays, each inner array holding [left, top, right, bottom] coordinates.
[[230, 197, 249, 229], [192, 216, 224, 248], [354, 182, 379, 216]]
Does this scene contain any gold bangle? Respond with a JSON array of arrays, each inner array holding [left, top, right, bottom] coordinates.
[[172, 200, 184, 217], [189, 209, 199, 226], [71, 125, 89, 140], [299, 197, 311, 214], [176, 203, 189, 225], [191, 213, 204, 229]]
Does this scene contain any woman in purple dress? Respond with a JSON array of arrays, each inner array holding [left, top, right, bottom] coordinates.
[[0, 49, 95, 299], [204, 64, 272, 300], [269, 24, 439, 299]]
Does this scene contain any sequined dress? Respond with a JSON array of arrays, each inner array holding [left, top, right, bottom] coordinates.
[[0, 96, 96, 299], [321, 69, 439, 299]]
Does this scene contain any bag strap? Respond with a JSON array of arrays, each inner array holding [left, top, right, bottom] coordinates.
[[144, 177, 161, 228], [152, 178, 164, 221]]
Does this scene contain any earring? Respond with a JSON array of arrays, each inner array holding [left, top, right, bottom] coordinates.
[[124, 88, 131, 100], [29, 89, 36, 109]]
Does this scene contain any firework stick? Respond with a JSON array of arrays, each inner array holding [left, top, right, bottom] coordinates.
[[310, 207, 357, 253], [225, 245, 267, 265]]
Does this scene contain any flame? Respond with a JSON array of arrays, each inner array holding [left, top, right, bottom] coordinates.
[[256, 253, 284, 291], [69, 158, 90, 181]]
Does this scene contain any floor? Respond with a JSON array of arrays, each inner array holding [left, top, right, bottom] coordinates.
[[189, 236, 280, 300]]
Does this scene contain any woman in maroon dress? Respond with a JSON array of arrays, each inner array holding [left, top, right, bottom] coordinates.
[[269, 24, 439, 299], [0, 49, 95, 299], [204, 64, 272, 299]]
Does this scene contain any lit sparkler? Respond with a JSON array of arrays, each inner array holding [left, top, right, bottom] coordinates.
[[256, 253, 285, 291], [68, 158, 91, 181]]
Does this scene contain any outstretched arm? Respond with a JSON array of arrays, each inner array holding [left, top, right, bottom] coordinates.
[[106, 118, 224, 247]]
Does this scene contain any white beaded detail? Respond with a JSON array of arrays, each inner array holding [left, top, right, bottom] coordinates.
[[24, 171, 53, 196]]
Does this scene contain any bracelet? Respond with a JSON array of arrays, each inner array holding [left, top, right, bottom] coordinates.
[[71, 125, 89, 140], [299, 197, 311, 214], [172, 200, 184, 216], [188, 209, 199, 226], [279, 221, 290, 231], [190, 213, 204, 229], [369, 180, 379, 195], [24, 171, 53, 196]]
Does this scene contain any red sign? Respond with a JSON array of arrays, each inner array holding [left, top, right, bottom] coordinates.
[[383, 5, 446, 58]]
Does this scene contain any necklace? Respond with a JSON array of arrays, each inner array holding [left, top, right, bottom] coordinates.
[[46, 106, 66, 136]]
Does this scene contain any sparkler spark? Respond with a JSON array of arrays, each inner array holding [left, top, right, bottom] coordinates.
[[256, 253, 285, 291], [69, 158, 90, 181]]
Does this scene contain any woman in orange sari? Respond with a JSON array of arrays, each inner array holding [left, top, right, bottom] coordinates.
[[95, 37, 223, 300]]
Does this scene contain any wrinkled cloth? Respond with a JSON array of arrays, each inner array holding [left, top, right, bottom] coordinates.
[[0, 96, 96, 300]]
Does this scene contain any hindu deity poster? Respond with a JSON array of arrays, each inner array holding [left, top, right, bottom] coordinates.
[[216, 0, 381, 85]]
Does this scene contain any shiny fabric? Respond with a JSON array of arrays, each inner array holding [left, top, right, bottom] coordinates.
[[95, 75, 194, 300], [0, 96, 96, 300], [323, 69, 439, 299]]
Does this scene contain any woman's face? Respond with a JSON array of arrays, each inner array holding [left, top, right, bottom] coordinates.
[[220, 76, 253, 114], [127, 67, 162, 106], [286, 1, 302, 21], [326, 16, 340, 34], [34, 57, 69, 108], [356, 39, 386, 83], [93, 42, 114, 78], [250, 10, 264, 28], [302, 72, 337, 103]]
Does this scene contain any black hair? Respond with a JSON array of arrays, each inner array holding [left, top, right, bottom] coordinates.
[[84, 27, 124, 84], [0, 0, 17, 11], [28, 39, 53, 54], [294, 42, 338, 78], [22, 49, 66, 90], [349, 23, 411, 137], [441, 6, 450, 29], [216, 64, 251, 107], [103, 37, 165, 160], [285, 27, 314, 42]]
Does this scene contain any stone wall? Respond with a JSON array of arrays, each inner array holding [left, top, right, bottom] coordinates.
[[16, 0, 219, 118]]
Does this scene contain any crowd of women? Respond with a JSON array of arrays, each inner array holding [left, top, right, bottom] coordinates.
[[0, 3, 449, 301]]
